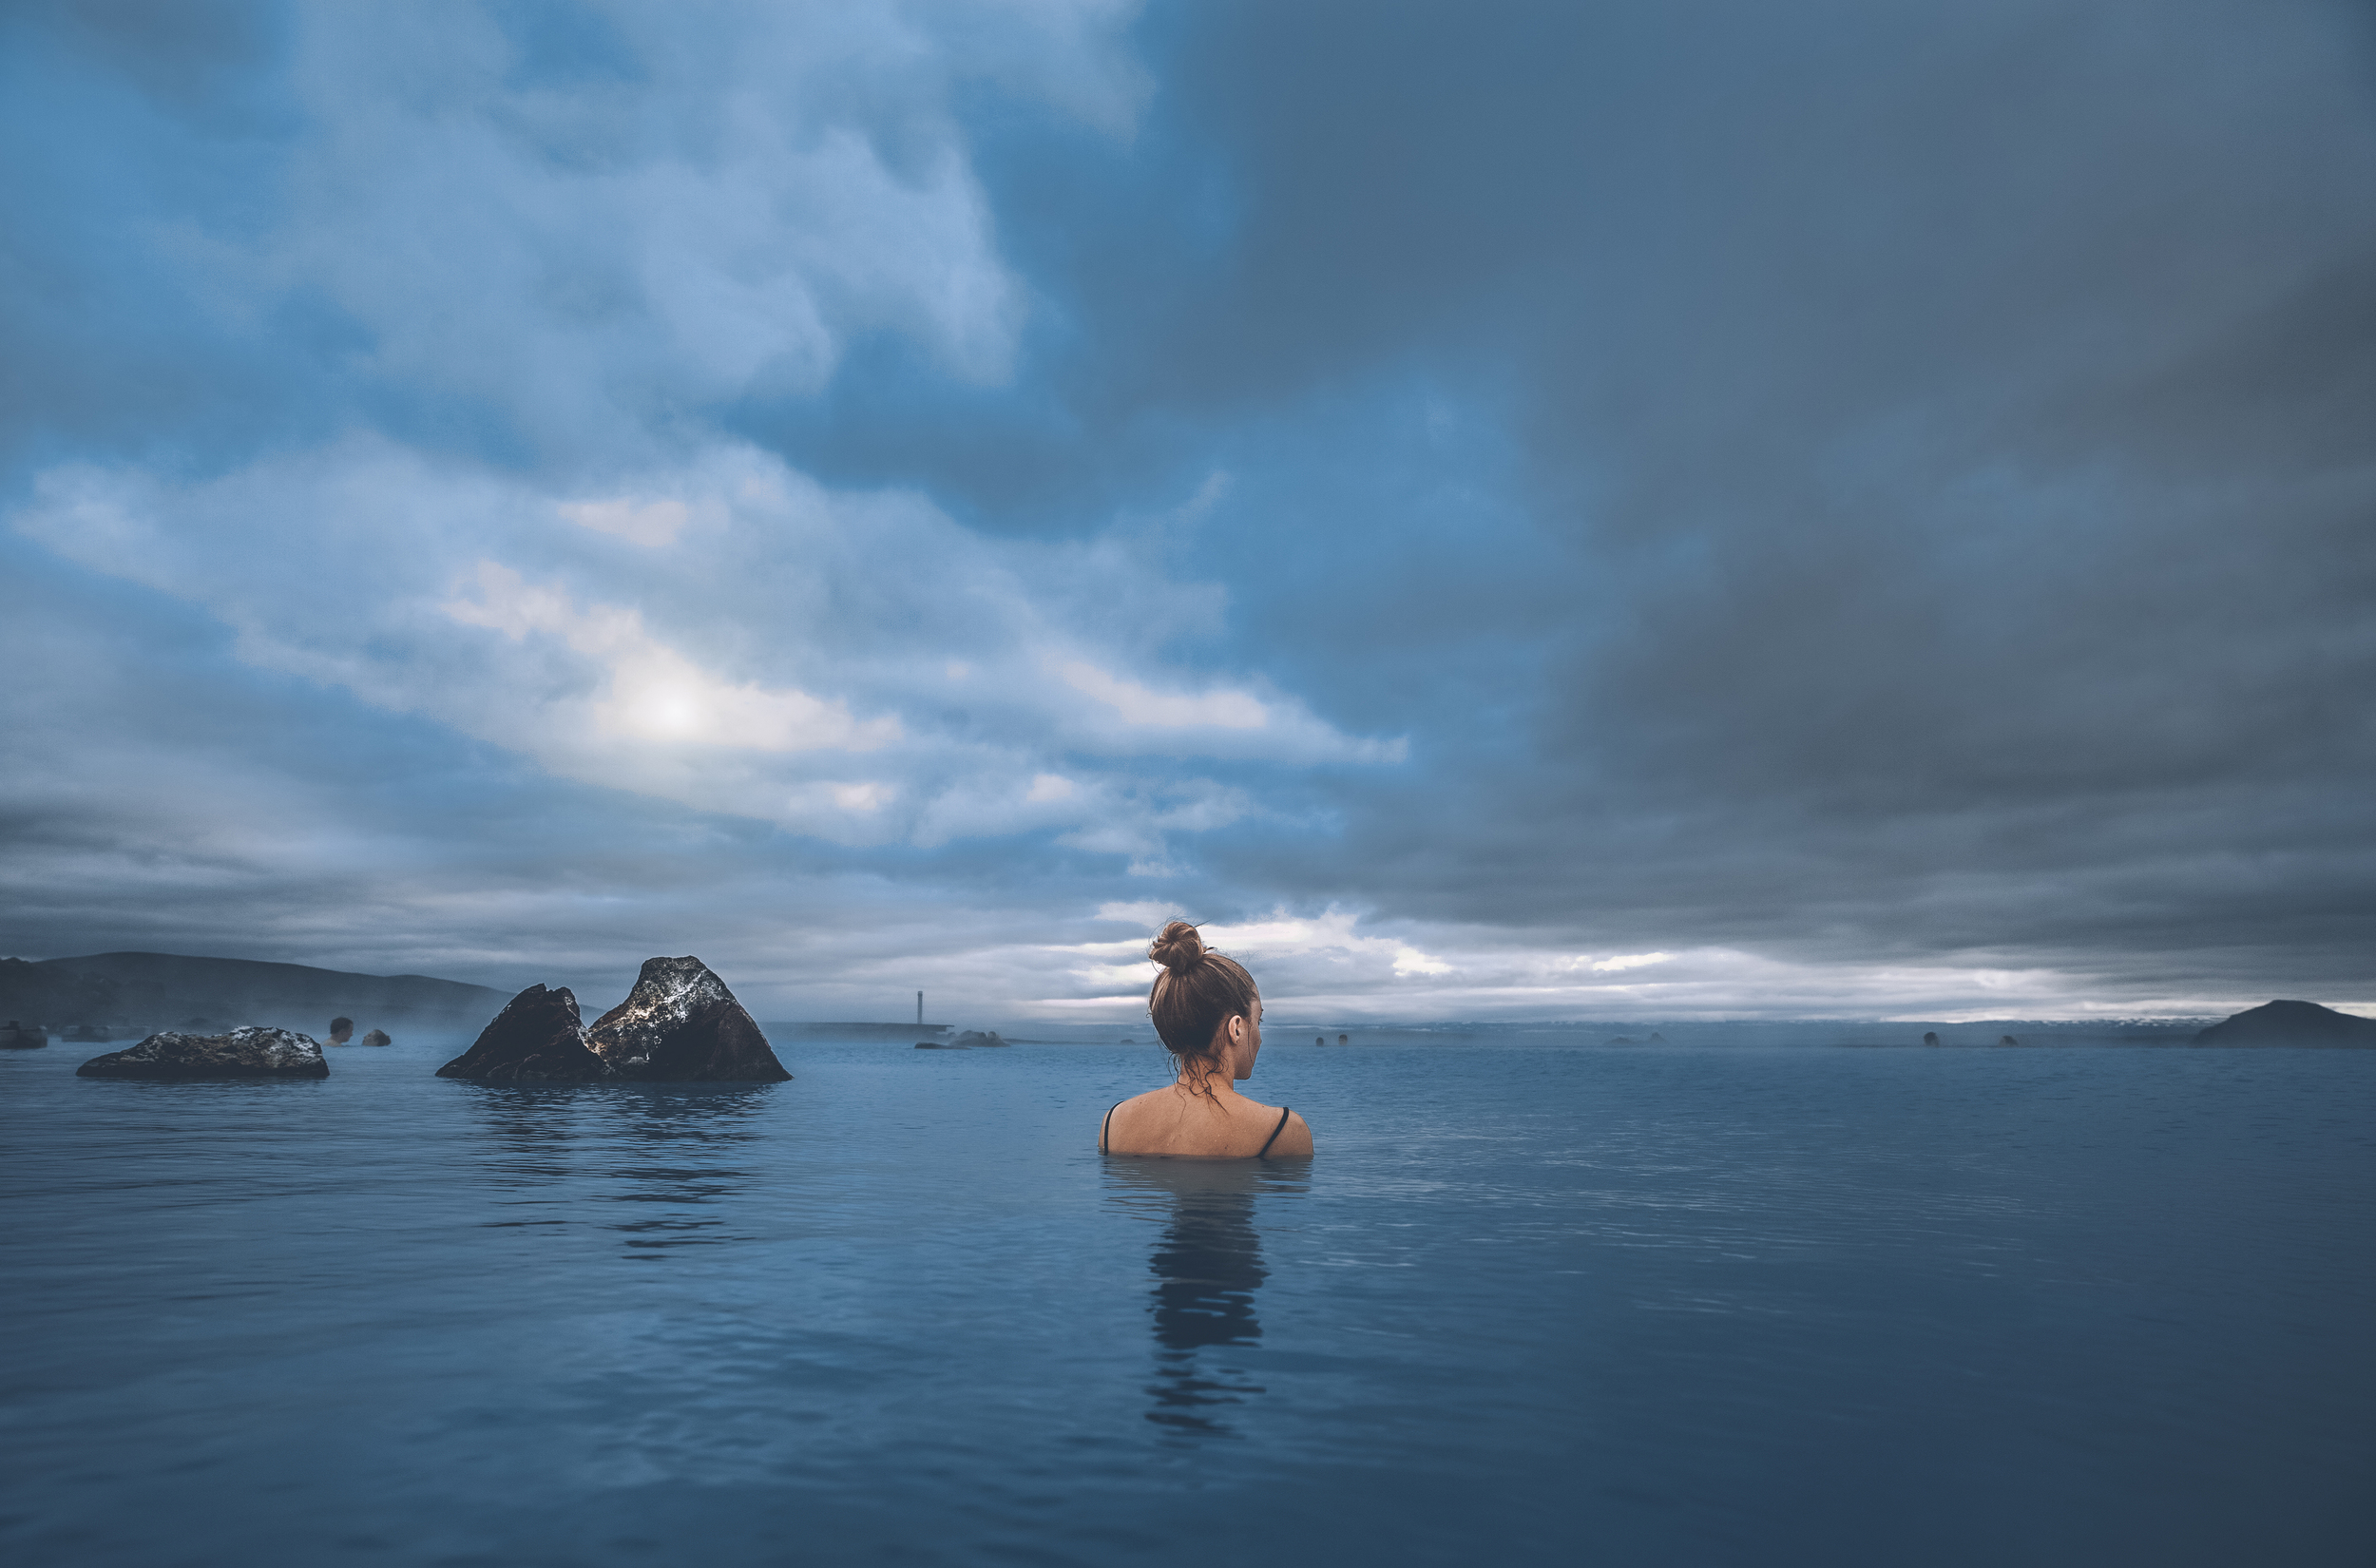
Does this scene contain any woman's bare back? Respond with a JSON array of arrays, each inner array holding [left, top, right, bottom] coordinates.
[[1100, 1084, 1313, 1159]]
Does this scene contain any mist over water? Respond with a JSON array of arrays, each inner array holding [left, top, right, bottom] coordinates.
[[8, 1031, 2369, 1566]]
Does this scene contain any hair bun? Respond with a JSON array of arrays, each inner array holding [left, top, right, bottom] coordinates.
[[1148, 920, 1206, 976]]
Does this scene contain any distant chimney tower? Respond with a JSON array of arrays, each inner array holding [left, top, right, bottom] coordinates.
[[917, 990, 924, 1026]]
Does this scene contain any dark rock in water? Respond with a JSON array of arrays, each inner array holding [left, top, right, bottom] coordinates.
[[1648, 1032, 1667, 1043], [915, 1041, 966, 1049], [1605, 1036, 1634, 1045], [2193, 1000, 2376, 1047], [2, 1019, 48, 1049], [949, 1029, 1007, 1049], [359, 1028, 392, 1047], [586, 956, 792, 1082], [1923, 1032, 1942, 1046], [435, 985, 607, 1082], [77, 1026, 327, 1080], [1999, 1035, 2022, 1047]]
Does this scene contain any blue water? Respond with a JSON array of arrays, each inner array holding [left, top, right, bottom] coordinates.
[[5, 1034, 2371, 1565]]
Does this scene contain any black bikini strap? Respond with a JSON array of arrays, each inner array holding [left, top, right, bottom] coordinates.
[[1257, 1106, 1292, 1157], [1101, 1099, 1123, 1154]]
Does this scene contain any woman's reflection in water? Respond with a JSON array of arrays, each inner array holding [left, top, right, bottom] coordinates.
[[1109, 1159, 1303, 1435]]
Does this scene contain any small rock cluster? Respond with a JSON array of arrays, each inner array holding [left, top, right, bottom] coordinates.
[[75, 1026, 329, 1080], [915, 1030, 1008, 1050]]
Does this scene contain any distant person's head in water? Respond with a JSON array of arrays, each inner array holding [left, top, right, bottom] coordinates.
[[327, 1017, 354, 1045], [1147, 921, 1261, 1099]]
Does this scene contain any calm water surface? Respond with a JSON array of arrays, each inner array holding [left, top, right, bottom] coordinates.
[[4, 1035, 2371, 1565]]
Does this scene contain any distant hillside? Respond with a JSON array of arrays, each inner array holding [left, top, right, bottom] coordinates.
[[0, 952, 509, 1032], [2193, 1000, 2376, 1046]]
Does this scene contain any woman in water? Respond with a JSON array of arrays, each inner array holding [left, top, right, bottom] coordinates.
[[1099, 922, 1314, 1159]]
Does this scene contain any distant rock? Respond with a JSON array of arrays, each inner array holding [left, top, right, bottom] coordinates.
[[77, 1026, 328, 1080], [66, 1023, 112, 1042], [915, 1041, 966, 1049], [1923, 1032, 1941, 1046], [1606, 1036, 1635, 1045], [1648, 1032, 1668, 1043], [436, 985, 607, 1082], [359, 1028, 392, 1047], [1, 1019, 48, 1049], [2193, 1001, 2376, 1048], [586, 957, 792, 1081], [948, 1029, 1007, 1049], [1999, 1035, 2022, 1047]]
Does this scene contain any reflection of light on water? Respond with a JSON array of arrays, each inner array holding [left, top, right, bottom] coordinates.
[[1107, 1158, 1307, 1436]]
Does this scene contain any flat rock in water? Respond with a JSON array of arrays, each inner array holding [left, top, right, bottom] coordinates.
[[2193, 1000, 2376, 1047], [586, 956, 791, 1082], [77, 1026, 328, 1080], [436, 985, 607, 1082], [949, 1029, 1007, 1048]]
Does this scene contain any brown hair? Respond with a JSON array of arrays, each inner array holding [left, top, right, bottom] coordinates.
[[1147, 920, 1258, 1095]]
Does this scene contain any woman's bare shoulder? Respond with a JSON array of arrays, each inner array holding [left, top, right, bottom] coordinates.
[[1097, 1088, 1170, 1150], [1101, 1087, 1294, 1157], [1267, 1108, 1314, 1157]]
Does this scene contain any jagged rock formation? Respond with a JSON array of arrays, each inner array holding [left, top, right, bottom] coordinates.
[[77, 1026, 328, 1080], [436, 960, 790, 1083], [435, 985, 607, 1082], [1647, 1032, 1668, 1042], [2194, 1001, 2376, 1047], [359, 1029, 392, 1047], [586, 957, 791, 1081]]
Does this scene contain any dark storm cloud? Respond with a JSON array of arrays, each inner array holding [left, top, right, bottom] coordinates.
[[4, 0, 2369, 1016], [943, 0, 2376, 995]]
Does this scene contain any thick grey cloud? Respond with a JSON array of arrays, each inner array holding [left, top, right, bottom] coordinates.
[[1048, 0, 2376, 997], [3, 0, 2369, 1018]]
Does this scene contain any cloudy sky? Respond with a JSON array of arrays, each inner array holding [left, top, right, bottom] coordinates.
[[4, 0, 2370, 1023]]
